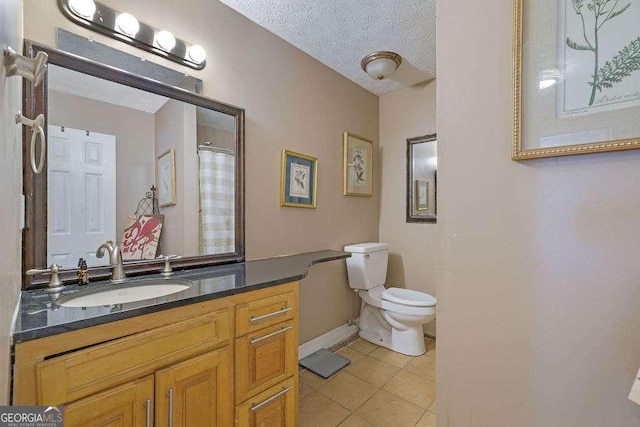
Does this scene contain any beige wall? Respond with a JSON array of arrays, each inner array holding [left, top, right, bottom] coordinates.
[[197, 125, 235, 152], [379, 80, 437, 334], [155, 99, 199, 256], [0, 0, 23, 404], [23, 0, 379, 344], [437, 0, 640, 425], [48, 90, 155, 241]]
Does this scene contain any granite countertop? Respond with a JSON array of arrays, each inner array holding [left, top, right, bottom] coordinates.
[[13, 250, 350, 343]]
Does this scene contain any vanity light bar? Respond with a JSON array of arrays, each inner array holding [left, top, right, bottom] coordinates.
[[59, 0, 206, 70]]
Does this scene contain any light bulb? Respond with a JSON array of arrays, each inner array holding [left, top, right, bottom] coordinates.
[[188, 44, 206, 64], [365, 58, 398, 80], [156, 30, 176, 51], [116, 13, 140, 37], [69, 0, 96, 18]]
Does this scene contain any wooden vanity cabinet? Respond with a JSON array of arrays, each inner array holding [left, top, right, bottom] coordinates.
[[13, 281, 299, 427]]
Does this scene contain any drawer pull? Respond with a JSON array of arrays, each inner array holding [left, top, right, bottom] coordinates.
[[168, 388, 174, 427], [250, 326, 293, 345], [250, 386, 293, 412], [144, 399, 151, 427], [250, 307, 292, 323]]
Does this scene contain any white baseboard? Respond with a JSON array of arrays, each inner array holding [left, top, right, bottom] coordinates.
[[298, 322, 359, 360]]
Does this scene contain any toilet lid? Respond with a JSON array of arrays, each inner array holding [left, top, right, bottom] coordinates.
[[381, 287, 436, 307]]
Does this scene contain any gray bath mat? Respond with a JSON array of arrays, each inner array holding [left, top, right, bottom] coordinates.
[[299, 349, 350, 379]]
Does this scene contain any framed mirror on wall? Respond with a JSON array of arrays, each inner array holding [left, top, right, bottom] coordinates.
[[407, 134, 437, 223], [22, 40, 245, 288]]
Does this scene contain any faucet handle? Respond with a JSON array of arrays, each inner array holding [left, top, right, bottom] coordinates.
[[27, 263, 63, 290], [159, 255, 182, 277]]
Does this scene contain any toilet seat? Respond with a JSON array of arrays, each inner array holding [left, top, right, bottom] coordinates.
[[359, 286, 435, 317], [382, 287, 436, 307]]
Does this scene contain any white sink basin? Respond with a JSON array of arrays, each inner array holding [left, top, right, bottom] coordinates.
[[55, 279, 192, 308]]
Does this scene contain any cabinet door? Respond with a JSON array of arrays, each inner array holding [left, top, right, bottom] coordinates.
[[63, 375, 154, 427], [235, 321, 296, 402], [155, 348, 232, 427], [235, 377, 296, 427]]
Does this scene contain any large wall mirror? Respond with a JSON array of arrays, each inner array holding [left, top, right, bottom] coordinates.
[[22, 41, 245, 288], [407, 134, 437, 223]]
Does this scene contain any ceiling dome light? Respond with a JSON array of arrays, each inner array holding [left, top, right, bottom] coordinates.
[[156, 30, 176, 51], [361, 51, 402, 80], [116, 13, 140, 37], [188, 44, 206, 64], [68, 0, 96, 18]]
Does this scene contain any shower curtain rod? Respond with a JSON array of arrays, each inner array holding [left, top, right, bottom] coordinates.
[[197, 143, 234, 155]]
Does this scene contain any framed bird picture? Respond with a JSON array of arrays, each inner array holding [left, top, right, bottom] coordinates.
[[280, 149, 317, 208], [343, 132, 373, 196]]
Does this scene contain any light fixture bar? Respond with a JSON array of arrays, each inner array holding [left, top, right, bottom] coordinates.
[[59, 0, 206, 70]]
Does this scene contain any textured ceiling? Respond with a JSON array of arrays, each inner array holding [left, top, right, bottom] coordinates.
[[218, 0, 436, 96]]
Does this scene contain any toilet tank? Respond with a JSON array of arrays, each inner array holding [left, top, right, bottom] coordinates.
[[344, 243, 389, 290]]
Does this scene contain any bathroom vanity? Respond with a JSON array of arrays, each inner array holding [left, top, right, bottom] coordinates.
[[12, 251, 348, 426]]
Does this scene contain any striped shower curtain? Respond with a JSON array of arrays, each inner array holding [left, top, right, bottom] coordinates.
[[198, 149, 235, 254]]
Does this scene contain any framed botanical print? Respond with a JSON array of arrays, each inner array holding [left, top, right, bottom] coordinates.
[[513, 0, 640, 160], [280, 149, 317, 208], [343, 132, 373, 196], [157, 148, 176, 207]]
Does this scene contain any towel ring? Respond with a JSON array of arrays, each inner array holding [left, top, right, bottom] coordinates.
[[16, 112, 46, 174]]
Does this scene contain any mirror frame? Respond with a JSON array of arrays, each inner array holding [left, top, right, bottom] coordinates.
[[406, 134, 437, 224], [22, 40, 245, 289]]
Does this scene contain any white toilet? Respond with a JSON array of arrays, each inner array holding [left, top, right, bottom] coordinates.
[[344, 242, 436, 356]]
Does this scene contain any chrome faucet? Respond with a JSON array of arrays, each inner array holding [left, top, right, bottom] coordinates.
[[96, 240, 126, 283]]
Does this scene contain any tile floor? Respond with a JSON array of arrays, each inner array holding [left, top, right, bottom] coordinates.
[[299, 337, 436, 427]]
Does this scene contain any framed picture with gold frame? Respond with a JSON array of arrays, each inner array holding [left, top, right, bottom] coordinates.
[[343, 132, 373, 196], [512, 0, 640, 160], [280, 149, 317, 208], [157, 148, 176, 207]]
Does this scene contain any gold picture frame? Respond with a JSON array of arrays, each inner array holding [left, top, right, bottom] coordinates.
[[157, 148, 176, 207], [280, 149, 318, 208], [343, 132, 373, 196], [512, 0, 640, 160]]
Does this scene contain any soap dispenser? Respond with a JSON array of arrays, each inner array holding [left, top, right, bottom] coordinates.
[[78, 258, 89, 286]]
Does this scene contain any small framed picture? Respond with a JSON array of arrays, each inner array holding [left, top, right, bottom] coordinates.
[[415, 179, 429, 210], [280, 149, 317, 208], [343, 132, 373, 196], [157, 148, 176, 207]]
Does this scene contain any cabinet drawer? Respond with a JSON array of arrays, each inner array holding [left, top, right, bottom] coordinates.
[[235, 377, 297, 427], [36, 309, 230, 405], [235, 292, 295, 337], [235, 321, 296, 402]]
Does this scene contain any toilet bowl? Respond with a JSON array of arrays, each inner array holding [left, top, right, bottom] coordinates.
[[344, 243, 436, 356]]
